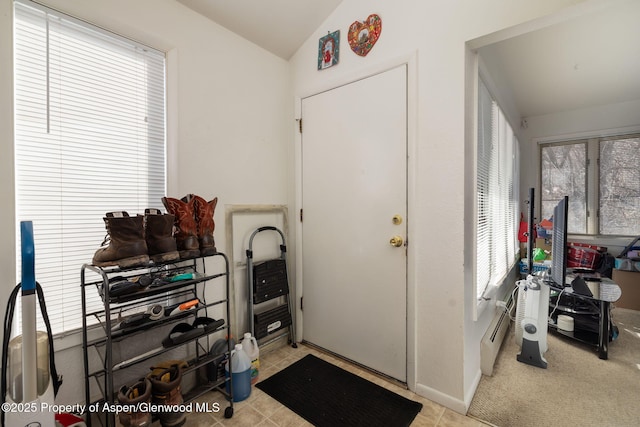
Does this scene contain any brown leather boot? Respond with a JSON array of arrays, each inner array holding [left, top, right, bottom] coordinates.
[[117, 378, 152, 427], [161, 197, 200, 259], [92, 212, 149, 268], [148, 364, 187, 427], [144, 209, 180, 263], [182, 194, 218, 256]]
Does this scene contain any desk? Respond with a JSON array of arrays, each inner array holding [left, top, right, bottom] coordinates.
[[547, 273, 621, 359]]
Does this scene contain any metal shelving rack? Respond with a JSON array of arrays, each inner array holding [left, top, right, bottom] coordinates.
[[81, 252, 234, 426]]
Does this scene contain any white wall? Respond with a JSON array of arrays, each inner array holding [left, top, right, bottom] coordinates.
[[290, 0, 586, 413], [0, 0, 291, 406]]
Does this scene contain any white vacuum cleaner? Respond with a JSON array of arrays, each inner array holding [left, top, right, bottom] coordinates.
[[1, 222, 60, 426]]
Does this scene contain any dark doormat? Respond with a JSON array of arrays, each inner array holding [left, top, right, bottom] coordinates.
[[256, 354, 422, 427]]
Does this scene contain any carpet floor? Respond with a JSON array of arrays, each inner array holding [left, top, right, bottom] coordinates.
[[468, 307, 640, 427]]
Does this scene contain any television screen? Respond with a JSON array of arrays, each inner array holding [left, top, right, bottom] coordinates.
[[551, 196, 569, 286]]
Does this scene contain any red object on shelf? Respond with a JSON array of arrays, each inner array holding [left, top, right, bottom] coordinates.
[[567, 246, 601, 269], [568, 241, 608, 253], [55, 413, 87, 426]]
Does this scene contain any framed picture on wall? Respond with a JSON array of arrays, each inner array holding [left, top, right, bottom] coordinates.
[[348, 14, 382, 56], [318, 30, 340, 70]]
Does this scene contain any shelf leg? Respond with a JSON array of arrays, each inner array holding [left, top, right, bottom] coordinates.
[[598, 301, 609, 360]]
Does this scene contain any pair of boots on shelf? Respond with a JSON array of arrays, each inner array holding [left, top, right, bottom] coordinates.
[[92, 210, 179, 268], [161, 194, 218, 260], [92, 195, 218, 268], [118, 363, 186, 427]]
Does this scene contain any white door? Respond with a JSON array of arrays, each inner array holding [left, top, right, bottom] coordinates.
[[301, 65, 407, 382]]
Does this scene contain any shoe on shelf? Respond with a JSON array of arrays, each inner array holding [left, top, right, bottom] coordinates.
[[161, 197, 200, 260], [181, 194, 218, 257], [92, 212, 149, 268], [117, 378, 152, 427], [147, 363, 187, 427], [144, 208, 180, 263]]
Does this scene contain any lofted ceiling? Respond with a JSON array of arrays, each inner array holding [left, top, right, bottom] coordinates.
[[477, 0, 640, 119], [177, 1, 640, 120], [177, 0, 344, 60]]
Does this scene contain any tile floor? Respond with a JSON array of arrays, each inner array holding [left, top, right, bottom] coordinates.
[[180, 343, 491, 427]]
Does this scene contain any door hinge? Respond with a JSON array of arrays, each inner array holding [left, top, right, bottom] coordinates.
[[298, 118, 303, 134], [300, 208, 303, 222]]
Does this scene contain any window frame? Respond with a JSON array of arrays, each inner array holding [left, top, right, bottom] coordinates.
[[538, 139, 589, 235], [538, 131, 640, 238]]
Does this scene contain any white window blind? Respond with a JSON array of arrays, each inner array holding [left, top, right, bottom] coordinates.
[[476, 78, 519, 302], [14, 0, 166, 334]]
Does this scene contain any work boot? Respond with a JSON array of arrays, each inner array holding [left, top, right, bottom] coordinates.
[[92, 212, 149, 268], [117, 378, 152, 427], [144, 209, 180, 263], [182, 194, 218, 256], [161, 197, 200, 259], [148, 364, 187, 427]]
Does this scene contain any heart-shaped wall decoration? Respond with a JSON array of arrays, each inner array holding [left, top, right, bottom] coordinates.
[[348, 14, 382, 57]]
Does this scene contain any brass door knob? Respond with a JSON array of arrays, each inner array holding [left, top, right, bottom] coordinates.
[[390, 236, 404, 247]]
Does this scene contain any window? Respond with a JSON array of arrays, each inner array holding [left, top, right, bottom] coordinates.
[[540, 134, 640, 236], [14, 0, 166, 334], [540, 142, 587, 234], [476, 78, 520, 303]]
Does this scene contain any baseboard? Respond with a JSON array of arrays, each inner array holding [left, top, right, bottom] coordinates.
[[413, 368, 482, 415], [465, 368, 483, 413], [414, 382, 468, 415]]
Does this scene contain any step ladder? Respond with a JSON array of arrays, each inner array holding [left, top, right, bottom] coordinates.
[[246, 226, 297, 348]]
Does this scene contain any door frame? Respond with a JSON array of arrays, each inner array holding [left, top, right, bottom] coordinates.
[[293, 52, 418, 391]]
